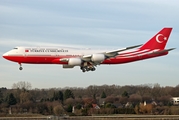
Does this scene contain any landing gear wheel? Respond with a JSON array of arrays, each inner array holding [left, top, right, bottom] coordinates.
[[91, 67, 96, 71], [80, 63, 97, 72], [86, 68, 90, 72], [19, 67, 23, 70], [82, 69, 86, 72]]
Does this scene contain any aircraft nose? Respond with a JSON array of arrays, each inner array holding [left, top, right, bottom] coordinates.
[[2, 52, 8, 59]]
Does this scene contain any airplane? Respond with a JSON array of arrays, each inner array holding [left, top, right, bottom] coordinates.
[[2, 28, 175, 72]]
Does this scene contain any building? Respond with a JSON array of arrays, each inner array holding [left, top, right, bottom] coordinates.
[[92, 104, 100, 109], [171, 97, 179, 105]]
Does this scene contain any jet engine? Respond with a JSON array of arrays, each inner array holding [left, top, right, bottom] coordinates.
[[68, 58, 82, 66], [91, 54, 105, 62]]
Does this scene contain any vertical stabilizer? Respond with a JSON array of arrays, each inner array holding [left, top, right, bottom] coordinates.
[[140, 28, 172, 50]]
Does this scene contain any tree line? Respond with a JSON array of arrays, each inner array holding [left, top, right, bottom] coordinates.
[[0, 82, 179, 116]]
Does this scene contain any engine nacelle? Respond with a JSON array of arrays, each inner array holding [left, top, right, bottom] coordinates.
[[68, 58, 82, 66], [91, 54, 105, 62]]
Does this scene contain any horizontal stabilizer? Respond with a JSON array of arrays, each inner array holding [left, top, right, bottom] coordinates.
[[148, 48, 175, 55]]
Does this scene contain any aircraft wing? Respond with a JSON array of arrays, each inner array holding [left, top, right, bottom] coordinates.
[[81, 44, 142, 62], [104, 44, 142, 57]]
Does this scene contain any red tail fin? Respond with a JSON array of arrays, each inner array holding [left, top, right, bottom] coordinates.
[[140, 28, 172, 50]]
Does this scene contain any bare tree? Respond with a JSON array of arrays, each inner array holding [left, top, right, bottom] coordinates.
[[53, 104, 65, 115], [105, 96, 116, 103], [12, 81, 32, 90], [129, 94, 142, 104], [20, 92, 32, 103], [87, 85, 99, 99], [64, 98, 76, 106]]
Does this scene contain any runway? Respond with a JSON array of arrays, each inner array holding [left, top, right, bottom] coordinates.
[[1, 115, 179, 120], [70, 115, 179, 120]]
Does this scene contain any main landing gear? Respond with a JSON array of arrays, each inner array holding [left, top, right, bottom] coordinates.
[[81, 66, 96, 72], [19, 63, 23, 70], [80, 63, 96, 72]]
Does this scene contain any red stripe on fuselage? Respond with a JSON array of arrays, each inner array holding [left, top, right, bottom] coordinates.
[[102, 51, 168, 64], [3, 56, 67, 64], [3, 51, 168, 65]]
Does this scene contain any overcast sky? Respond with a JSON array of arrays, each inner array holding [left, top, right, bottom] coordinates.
[[0, 0, 179, 89]]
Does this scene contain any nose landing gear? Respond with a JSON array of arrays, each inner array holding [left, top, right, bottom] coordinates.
[[19, 63, 23, 70], [19, 66, 23, 70]]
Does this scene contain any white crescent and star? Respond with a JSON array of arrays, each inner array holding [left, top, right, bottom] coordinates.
[[156, 34, 167, 43]]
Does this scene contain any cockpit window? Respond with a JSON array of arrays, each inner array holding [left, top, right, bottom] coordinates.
[[13, 48, 18, 49]]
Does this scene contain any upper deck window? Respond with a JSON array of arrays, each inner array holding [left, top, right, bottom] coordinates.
[[13, 48, 18, 49]]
